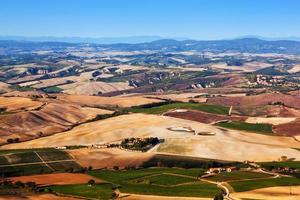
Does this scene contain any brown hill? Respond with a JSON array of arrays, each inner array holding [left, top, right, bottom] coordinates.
[[208, 93, 300, 109], [0, 102, 112, 144]]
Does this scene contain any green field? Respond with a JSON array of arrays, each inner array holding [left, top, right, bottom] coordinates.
[[127, 102, 229, 115], [216, 121, 273, 134], [0, 164, 53, 177], [42, 86, 63, 93], [260, 161, 300, 178], [37, 150, 71, 161], [206, 171, 273, 182], [0, 148, 81, 177], [120, 182, 219, 197], [89, 168, 219, 198], [48, 161, 81, 171], [48, 183, 114, 200], [131, 174, 196, 186], [0, 148, 56, 155], [260, 161, 300, 171], [229, 177, 300, 192]]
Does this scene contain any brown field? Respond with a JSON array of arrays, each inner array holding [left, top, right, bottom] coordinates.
[[231, 186, 300, 200], [9, 173, 103, 186], [60, 81, 133, 95], [207, 93, 300, 109], [7, 75, 44, 84], [210, 61, 272, 72], [3, 113, 300, 162], [165, 110, 246, 124], [0, 96, 44, 112], [57, 94, 163, 107], [232, 105, 300, 117], [68, 148, 153, 169], [221, 74, 249, 88], [145, 93, 207, 103], [0, 81, 10, 93], [0, 102, 112, 144], [273, 119, 300, 136], [2, 90, 47, 98], [121, 193, 210, 200], [0, 194, 79, 200]]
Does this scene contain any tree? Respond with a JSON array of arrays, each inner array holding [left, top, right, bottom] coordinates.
[[15, 181, 25, 188], [214, 192, 224, 200], [88, 179, 95, 186], [14, 138, 20, 143], [6, 138, 14, 143]]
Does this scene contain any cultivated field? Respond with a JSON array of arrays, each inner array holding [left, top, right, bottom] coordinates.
[[9, 173, 103, 186], [68, 148, 153, 169], [60, 81, 133, 95], [0, 96, 44, 112], [0, 100, 112, 144], [0, 148, 81, 177], [127, 102, 230, 115], [0, 194, 80, 200], [207, 93, 300, 109], [57, 94, 164, 107], [3, 114, 300, 162], [88, 168, 219, 198]]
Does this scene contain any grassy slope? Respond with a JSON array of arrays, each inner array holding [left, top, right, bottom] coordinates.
[[128, 102, 229, 115], [206, 171, 273, 182], [229, 177, 300, 192], [216, 121, 273, 134], [49, 183, 114, 200], [132, 174, 196, 186]]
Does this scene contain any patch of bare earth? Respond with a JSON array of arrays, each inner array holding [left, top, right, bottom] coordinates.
[[9, 173, 103, 186], [0, 194, 80, 200], [121, 193, 210, 200]]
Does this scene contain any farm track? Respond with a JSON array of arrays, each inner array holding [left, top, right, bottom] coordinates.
[[34, 151, 55, 171]]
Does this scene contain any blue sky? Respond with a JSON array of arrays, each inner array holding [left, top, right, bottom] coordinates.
[[0, 0, 299, 39]]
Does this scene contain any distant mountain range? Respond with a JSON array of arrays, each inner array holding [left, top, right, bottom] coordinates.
[[0, 35, 190, 44], [0, 35, 300, 44], [1, 37, 300, 54]]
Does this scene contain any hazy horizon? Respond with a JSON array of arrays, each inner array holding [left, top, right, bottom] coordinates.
[[1, 0, 299, 40]]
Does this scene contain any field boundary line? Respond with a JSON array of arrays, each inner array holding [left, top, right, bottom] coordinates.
[[0, 159, 74, 167], [34, 151, 55, 171]]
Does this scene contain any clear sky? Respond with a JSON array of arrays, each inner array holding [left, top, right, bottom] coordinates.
[[0, 0, 299, 39]]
